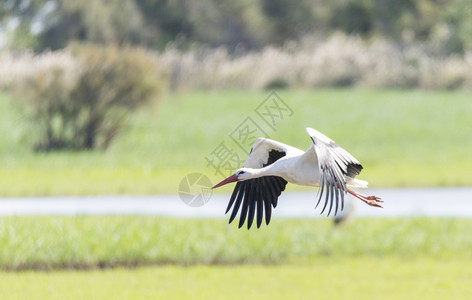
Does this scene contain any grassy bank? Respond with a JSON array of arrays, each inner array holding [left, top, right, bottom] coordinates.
[[1, 216, 472, 299], [1, 257, 471, 300], [0, 216, 471, 270], [1, 89, 471, 196]]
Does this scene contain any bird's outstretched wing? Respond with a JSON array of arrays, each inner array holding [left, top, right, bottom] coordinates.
[[305, 127, 363, 216], [226, 138, 296, 229]]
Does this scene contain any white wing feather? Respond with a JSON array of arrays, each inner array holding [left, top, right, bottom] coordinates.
[[243, 138, 302, 168]]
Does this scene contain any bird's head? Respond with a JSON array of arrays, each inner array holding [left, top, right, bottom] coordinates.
[[212, 168, 252, 189]]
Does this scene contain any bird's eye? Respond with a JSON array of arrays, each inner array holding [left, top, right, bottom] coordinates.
[[238, 171, 245, 175]]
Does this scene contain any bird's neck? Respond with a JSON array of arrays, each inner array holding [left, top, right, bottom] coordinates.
[[246, 165, 278, 179]]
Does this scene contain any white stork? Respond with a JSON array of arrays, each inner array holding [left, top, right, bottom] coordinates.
[[212, 127, 382, 229]]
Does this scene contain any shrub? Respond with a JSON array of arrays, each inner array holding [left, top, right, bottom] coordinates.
[[67, 44, 162, 150], [19, 65, 79, 150], [12, 45, 162, 151], [158, 34, 472, 90]]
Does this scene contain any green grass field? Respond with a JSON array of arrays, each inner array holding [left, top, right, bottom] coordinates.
[[1, 89, 471, 196], [0, 217, 471, 299], [1, 89, 471, 299], [0, 217, 471, 270], [1, 257, 471, 300]]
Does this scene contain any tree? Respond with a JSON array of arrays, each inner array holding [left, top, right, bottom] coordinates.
[[134, 0, 193, 49], [17, 44, 163, 151], [262, 0, 317, 44], [331, 1, 373, 35], [185, 0, 271, 50], [1, 0, 149, 51], [0, 0, 48, 48], [443, 0, 472, 53], [38, 0, 148, 50]]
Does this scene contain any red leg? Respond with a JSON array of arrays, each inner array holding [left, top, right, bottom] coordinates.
[[347, 189, 383, 208]]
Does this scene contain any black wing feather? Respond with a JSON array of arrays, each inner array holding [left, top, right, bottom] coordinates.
[[225, 185, 240, 214], [226, 149, 288, 229], [256, 186, 264, 228], [266, 177, 280, 207], [227, 176, 287, 229], [238, 181, 251, 228], [261, 178, 272, 225], [246, 182, 257, 229], [308, 128, 364, 217], [228, 182, 246, 224]]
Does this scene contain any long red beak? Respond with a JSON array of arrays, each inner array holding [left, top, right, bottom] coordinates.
[[212, 174, 238, 189]]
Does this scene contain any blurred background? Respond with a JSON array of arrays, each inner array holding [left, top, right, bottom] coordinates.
[[0, 1, 471, 299]]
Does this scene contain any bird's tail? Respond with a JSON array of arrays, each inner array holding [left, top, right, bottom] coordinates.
[[346, 177, 368, 188]]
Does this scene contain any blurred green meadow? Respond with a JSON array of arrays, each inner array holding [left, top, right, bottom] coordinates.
[[0, 88, 471, 196], [1, 88, 472, 298], [1, 257, 471, 300], [0, 216, 471, 299], [3, 2, 472, 298], [1, 216, 471, 270]]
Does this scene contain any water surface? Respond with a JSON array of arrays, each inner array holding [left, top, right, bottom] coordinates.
[[0, 187, 470, 218]]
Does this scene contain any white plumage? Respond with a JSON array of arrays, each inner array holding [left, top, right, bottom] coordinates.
[[212, 127, 382, 229]]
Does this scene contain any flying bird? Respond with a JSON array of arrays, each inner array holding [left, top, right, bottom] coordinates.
[[212, 127, 382, 229]]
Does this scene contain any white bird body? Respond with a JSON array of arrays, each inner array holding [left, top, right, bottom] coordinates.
[[239, 140, 369, 188], [254, 148, 318, 186], [212, 127, 382, 229]]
